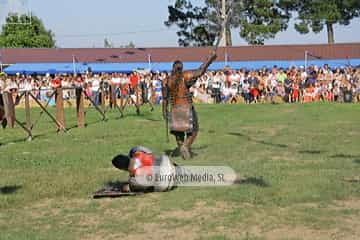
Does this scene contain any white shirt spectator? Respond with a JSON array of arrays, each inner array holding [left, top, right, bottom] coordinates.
[[92, 78, 100, 92], [111, 77, 121, 85], [230, 73, 240, 85], [24, 80, 33, 91], [229, 86, 238, 96], [221, 86, 231, 97]]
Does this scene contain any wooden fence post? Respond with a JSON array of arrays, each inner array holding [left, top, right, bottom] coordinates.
[[2, 91, 15, 128], [56, 88, 65, 132]]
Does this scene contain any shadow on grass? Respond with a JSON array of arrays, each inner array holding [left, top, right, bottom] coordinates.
[[102, 181, 154, 194], [298, 150, 323, 154], [234, 177, 270, 188], [105, 181, 125, 191], [354, 159, 360, 164], [0, 185, 22, 195], [192, 145, 209, 151], [143, 117, 162, 122], [66, 120, 104, 131], [228, 132, 288, 149], [164, 145, 208, 157], [330, 154, 360, 159], [164, 149, 178, 157], [0, 133, 46, 146]]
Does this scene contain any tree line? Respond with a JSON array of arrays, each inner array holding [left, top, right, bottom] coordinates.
[[165, 0, 360, 46], [0, 0, 359, 48]]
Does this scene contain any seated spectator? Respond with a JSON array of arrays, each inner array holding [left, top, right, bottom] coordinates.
[[284, 77, 292, 103], [242, 80, 251, 104], [229, 83, 238, 104], [221, 81, 231, 103], [303, 84, 314, 103], [292, 81, 300, 103]]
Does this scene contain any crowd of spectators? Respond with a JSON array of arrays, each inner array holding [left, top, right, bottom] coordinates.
[[1, 64, 360, 106]]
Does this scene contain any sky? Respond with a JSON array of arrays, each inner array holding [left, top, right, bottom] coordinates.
[[0, 0, 360, 48]]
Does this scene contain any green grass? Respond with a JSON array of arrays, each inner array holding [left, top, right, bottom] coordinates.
[[0, 103, 360, 240]]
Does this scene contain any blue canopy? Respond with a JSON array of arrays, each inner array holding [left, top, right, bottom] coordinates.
[[4, 58, 360, 75]]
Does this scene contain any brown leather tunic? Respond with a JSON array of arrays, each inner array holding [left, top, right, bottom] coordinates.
[[166, 71, 194, 106], [0, 94, 6, 128]]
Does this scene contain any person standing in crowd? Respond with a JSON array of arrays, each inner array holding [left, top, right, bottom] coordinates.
[[0, 73, 7, 129], [221, 81, 231, 103], [242, 79, 251, 104], [248, 70, 259, 103], [292, 80, 300, 103], [284, 75, 292, 103], [152, 75, 163, 105], [277, 68, 287, 85], [268, 67, 278, 103], [212, 72, 221, 104], [91, 74, 100, 105], [229, 83, 238, 104]]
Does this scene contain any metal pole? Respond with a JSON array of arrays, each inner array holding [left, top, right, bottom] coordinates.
[[148, 54, 151, 71], [72, 55, 76, 75], [225, 50, 228, 67]]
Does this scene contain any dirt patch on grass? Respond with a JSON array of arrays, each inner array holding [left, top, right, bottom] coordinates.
[[333, 199, 360, 210], [82, 224, 200, 240], [126, 224, 199, 240], [264, 226, 338, 240], [78, 215, 101, 228], [158, 200, 232, 221]]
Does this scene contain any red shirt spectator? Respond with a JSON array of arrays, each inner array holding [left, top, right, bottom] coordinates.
[[122, 84, 130, 96], [130, 74, 139, 88], [51, 78, 62, 89]]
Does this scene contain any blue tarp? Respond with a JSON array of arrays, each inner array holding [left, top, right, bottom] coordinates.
[[4, 59, 360, 75]]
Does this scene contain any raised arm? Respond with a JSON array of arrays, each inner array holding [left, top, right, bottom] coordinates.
[[185, 50, 217, 86]]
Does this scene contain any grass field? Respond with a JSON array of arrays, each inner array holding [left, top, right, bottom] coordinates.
[[1, 103, 360, 240]]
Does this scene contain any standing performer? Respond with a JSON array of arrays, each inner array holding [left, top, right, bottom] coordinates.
[[0, 76, 7, 129], [162, 50, 217, 160]]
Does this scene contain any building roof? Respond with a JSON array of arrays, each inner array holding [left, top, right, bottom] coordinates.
[[1, 43, 360, 64]]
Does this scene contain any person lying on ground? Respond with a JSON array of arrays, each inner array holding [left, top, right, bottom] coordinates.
[[112, 146, 177, 193]]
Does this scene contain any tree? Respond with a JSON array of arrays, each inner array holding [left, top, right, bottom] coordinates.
[[164, 0, 218, 47], [279, 0, 360, 44], [104, 38, 114, 48], [0, 13, 55, 48], [237, 0, 290, 45], [165, 0, 290, 46], [119, 41, 136, 48], [125, 41, 135, 48]]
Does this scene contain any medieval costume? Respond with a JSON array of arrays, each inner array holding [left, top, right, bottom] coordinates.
[[0, 78, 7, 129], [162, 51, 217, 160], [112, 146, 176, 193], [0, 93, 6, 129]]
